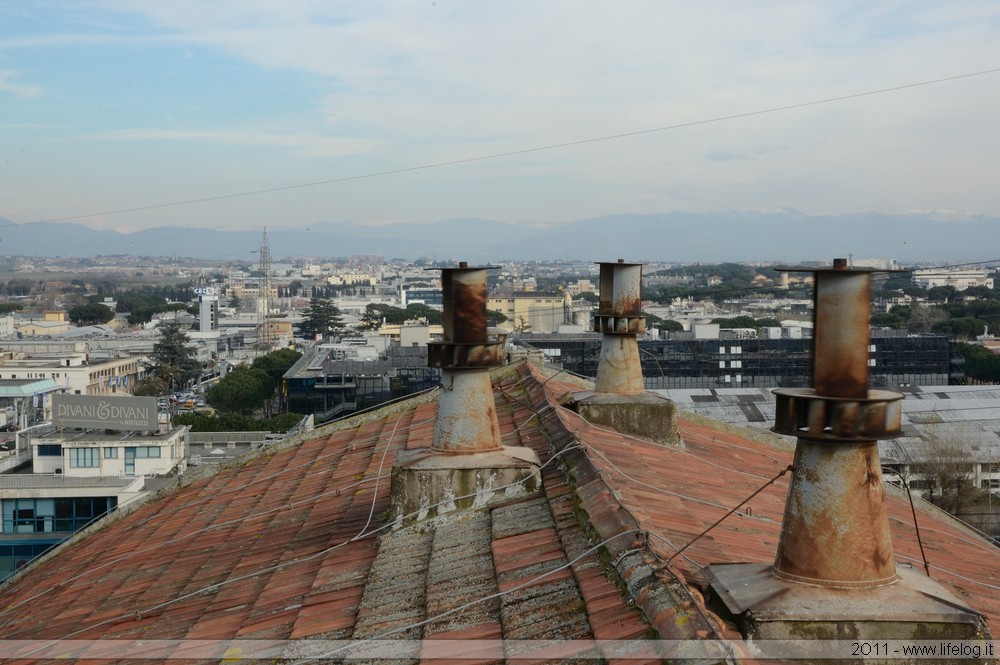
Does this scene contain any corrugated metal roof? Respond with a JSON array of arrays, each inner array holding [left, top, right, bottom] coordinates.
[[664, 385, 1000, 462]]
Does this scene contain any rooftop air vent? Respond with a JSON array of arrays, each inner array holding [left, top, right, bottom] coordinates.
[[706, 259, 990, 654], [567, 259, 679, 445], [390, 262, 541, 524]]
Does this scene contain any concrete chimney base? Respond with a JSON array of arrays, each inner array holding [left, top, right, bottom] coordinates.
[[705, 562, 990, 663], [568, 391, 681, 446], [389, 446, 541, 526]]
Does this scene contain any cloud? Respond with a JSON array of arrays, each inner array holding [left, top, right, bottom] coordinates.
[[708, 151, 752, 162], [0, 70, 43, 98], [7, 1, 1000, 230], [88, 128, 383, 158]]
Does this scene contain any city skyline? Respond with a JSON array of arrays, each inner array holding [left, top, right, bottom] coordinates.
[[2, 210, 999, 263], [3, 2, 1000, 235]]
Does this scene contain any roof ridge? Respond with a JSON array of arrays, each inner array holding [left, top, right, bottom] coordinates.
[[521, 362, 739, 646]]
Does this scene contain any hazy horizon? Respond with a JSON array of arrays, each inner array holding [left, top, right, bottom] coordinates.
[[2, 210, 998, 265], [3, 3, 1000, 235]]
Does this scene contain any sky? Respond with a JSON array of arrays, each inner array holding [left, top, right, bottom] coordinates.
[[2, 1, 1000, 235]]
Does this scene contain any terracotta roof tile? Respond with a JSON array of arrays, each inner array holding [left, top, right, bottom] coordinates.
[[419, 624, 505, 665], [526, 362, 1000, 637], [0, 411, 406, 643], [291, 589, 365, 638], [3, 359, 991, 660]]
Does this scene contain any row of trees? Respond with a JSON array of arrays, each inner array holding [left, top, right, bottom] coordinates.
[[872, 302, 997, 340], [68, 302, 115, 325], [1, 276, 201, 308], [205, 347, 302, 416], [0, 279, 44, 296], [358, 302, 443, 330], [116, 290, 193, 325], [66, 288, 197, 326], [297, 297, 510, 337], [958, 343, 1000, 384], [135, 322, 304, 430], [871, 278, 1000, 342]]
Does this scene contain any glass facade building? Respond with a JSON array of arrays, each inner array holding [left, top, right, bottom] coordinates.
[[0, 496, 118, 579], [287, 345, 440, 421], [521, 330, 960, 389]]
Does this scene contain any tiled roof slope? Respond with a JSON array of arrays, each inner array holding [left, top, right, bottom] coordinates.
[[0, 358, 996, 663], [523, 364, 1000, 637], [0, 365, 653, 663]]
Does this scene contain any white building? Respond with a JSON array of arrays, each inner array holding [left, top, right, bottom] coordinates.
[[31, 427, 185, 478], [0, 352, 143, 396], [197, 288, 220, 333], [851, 258, 899, 270], [0, 395, 186, 575], [30, 394, 186, 479], [327, 272, 379, 286], [565, 279, 596, 296], [912, 269, 994, 291]]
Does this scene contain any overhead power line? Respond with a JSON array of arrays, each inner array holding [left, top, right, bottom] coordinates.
[[4, 66, 1000, 229]]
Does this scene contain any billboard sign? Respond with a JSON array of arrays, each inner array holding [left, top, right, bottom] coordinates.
[[53, 394, 158, 432]]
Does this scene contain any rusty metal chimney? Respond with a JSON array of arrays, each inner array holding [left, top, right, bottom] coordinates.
[[390, 262, 541, 524], [567, 259, 680, 446], [593, 259, 646, 394], [427, 262, 505, 454], [770, 258, 901, 587], [705, 259, 989, 650]]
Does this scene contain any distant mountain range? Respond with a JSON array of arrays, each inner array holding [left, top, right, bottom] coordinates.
[[0, 211, 996, 263]]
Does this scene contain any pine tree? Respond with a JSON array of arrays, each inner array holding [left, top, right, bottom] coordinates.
[[152, 322, 202, 388], [296, 296, 343, 339]]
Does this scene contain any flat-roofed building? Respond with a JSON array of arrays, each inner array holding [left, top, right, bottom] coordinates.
[[488, 290, 570, 334], [913, 268, 994, 291], [521, 329, 958, 389], [0, 394, 185, 579], [31, 426, 185, 478], [0, 352, 143, 396]]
